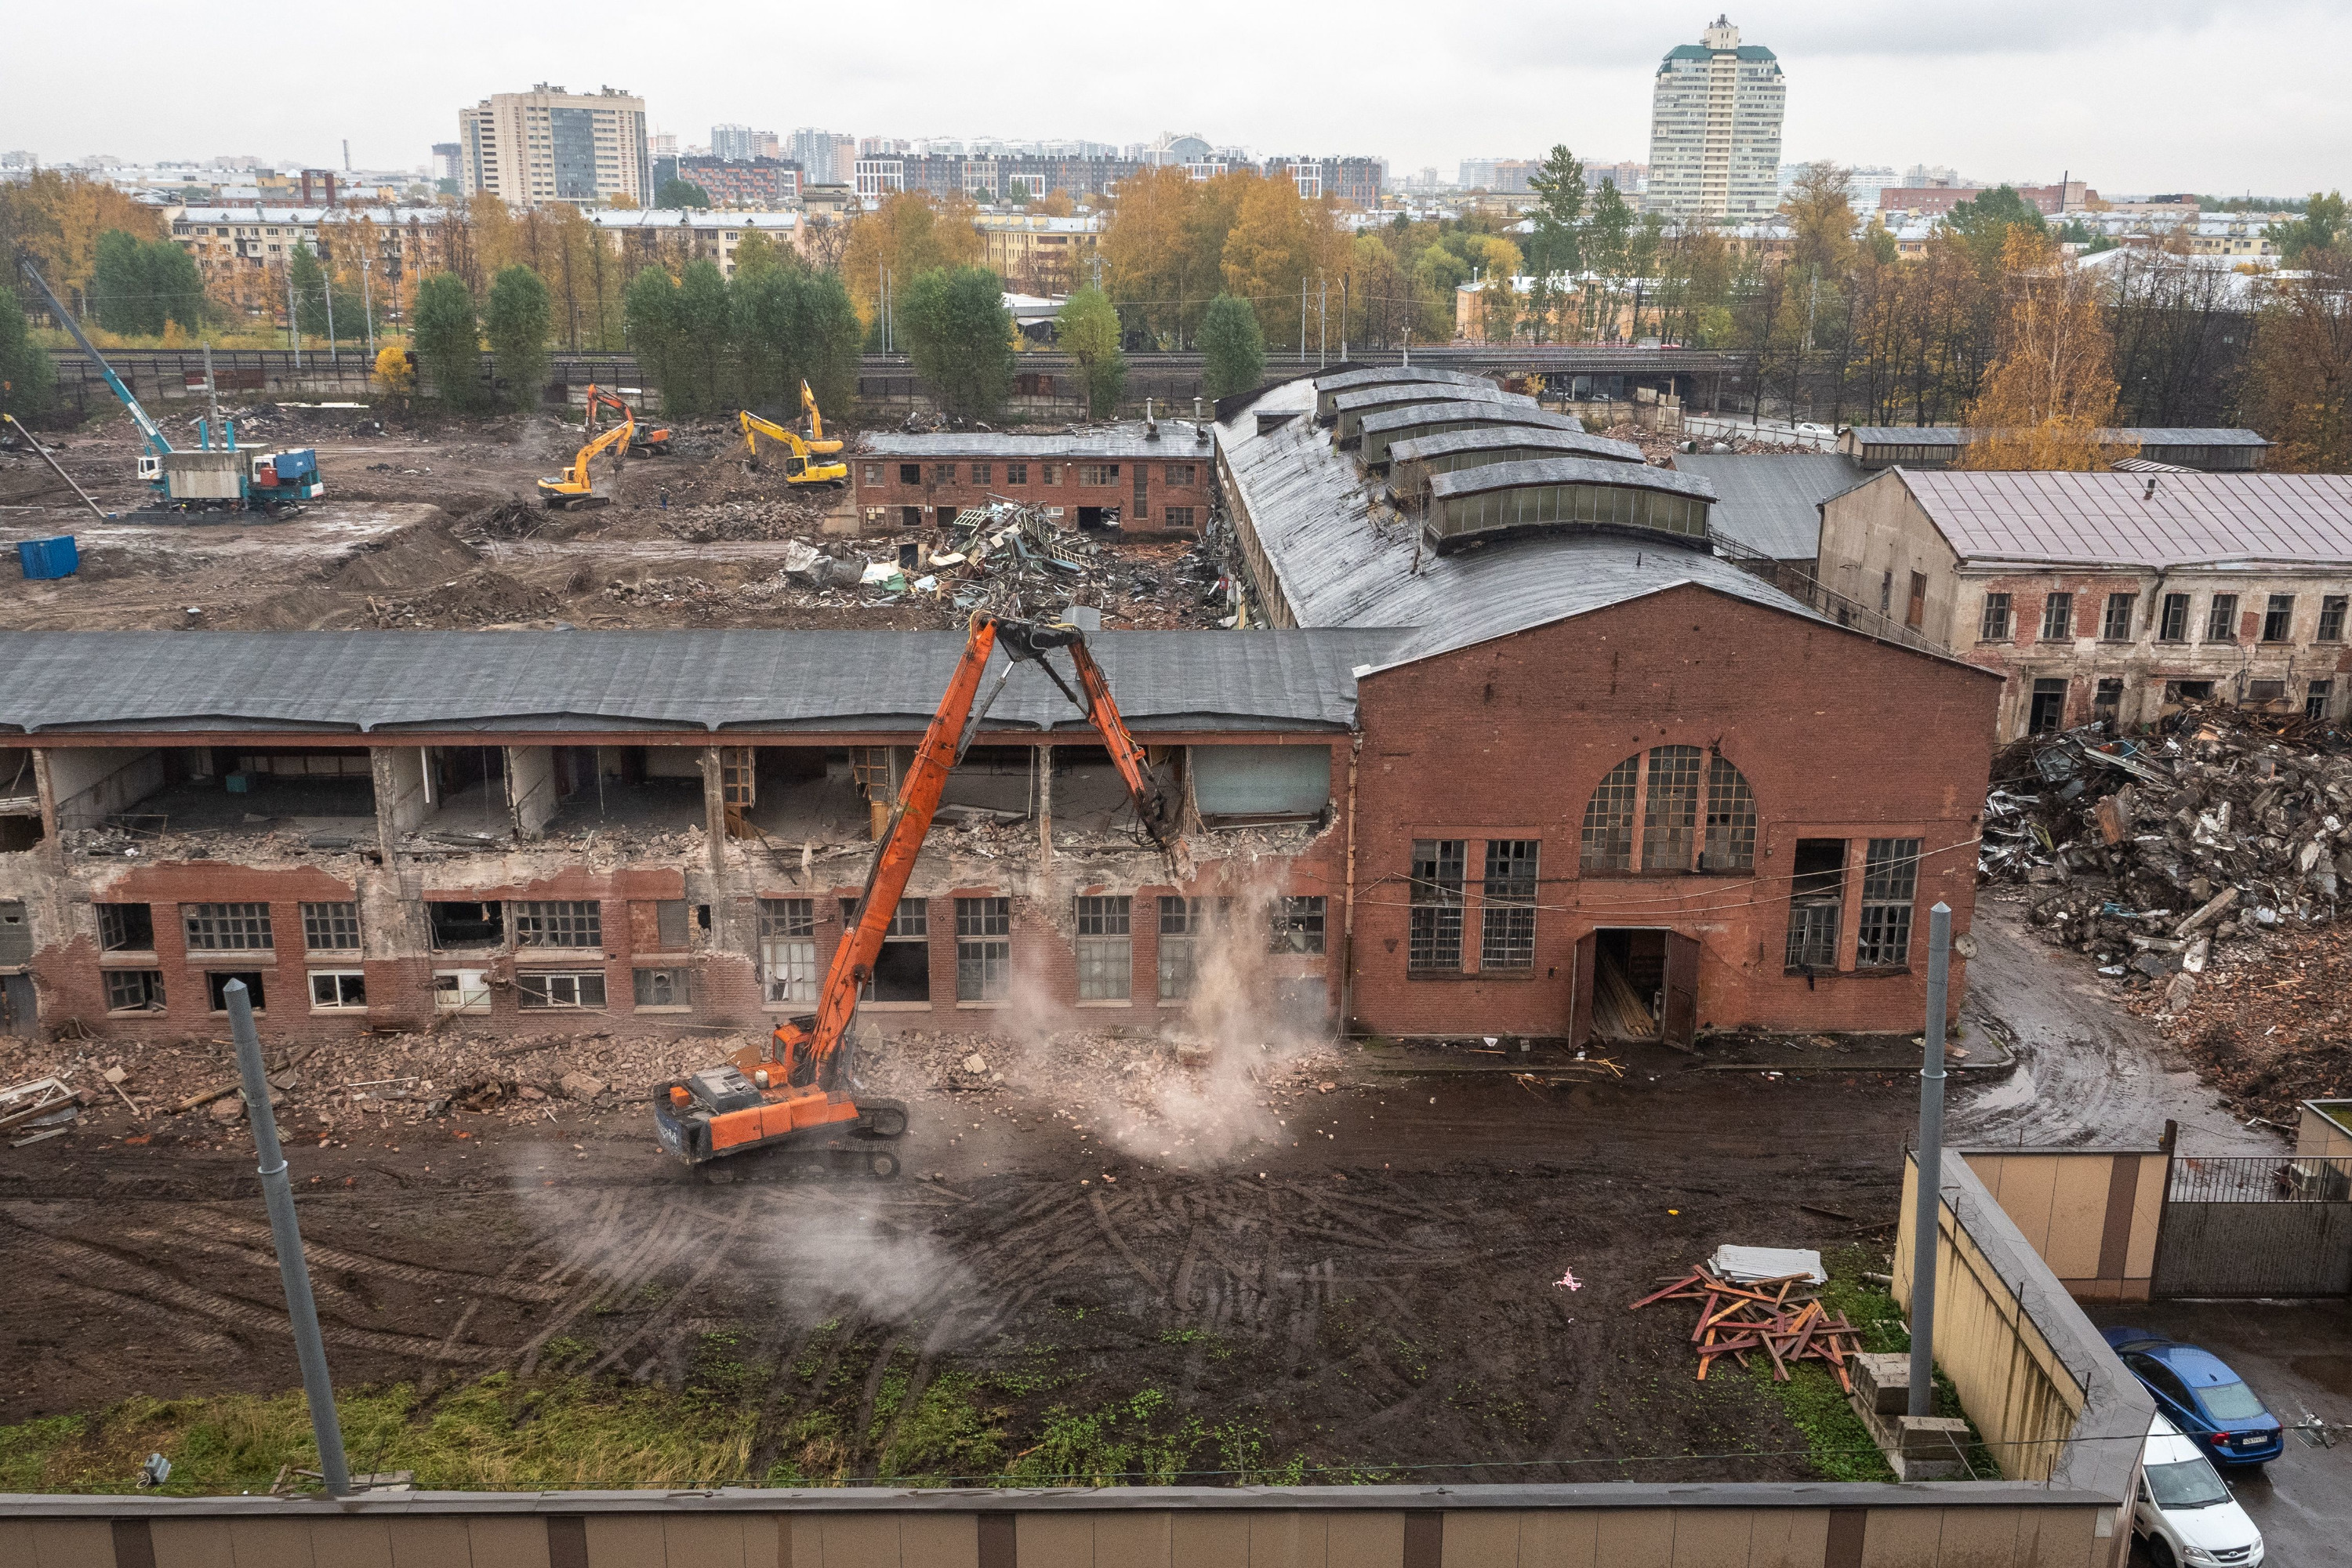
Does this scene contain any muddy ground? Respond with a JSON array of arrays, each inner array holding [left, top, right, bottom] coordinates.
[[2, 1025, 1922, 1485], [0, 403, 1232, 634]]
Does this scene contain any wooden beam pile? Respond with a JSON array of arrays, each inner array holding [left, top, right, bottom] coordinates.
[[1628, 1267, 1867, 1388]]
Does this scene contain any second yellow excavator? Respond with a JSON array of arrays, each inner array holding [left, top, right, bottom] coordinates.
[[799, 379, 843, 453], [739, 410, 848, 487], [539, 409, 633, 508]]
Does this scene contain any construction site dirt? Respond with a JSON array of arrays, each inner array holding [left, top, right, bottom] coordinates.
[[0, 403, 1237, 634], [0, 1031, 1929, 1487]]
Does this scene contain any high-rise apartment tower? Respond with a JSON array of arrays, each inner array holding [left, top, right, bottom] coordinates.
[[458, 84, 651, 207], [1645, 17, 1784, 220]]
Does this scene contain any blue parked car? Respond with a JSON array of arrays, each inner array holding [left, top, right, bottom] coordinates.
[[2103, 1329, 2284, 1470]]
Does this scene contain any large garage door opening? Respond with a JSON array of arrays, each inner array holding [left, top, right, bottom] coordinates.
[[1576, 927, 1700, 1049]]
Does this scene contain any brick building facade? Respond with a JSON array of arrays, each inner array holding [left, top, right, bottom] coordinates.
[[855, 423, 1218, 535]]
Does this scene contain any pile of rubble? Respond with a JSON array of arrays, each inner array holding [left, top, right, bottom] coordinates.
[[1980, 706, 2352, 1006], [2140, 922, 2352, 1123]]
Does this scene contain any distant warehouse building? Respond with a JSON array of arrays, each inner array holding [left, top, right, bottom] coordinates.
[[1817, 469, 2352, 737], [855, 421, 1218, 535], [1840, 426, 2270, 472]]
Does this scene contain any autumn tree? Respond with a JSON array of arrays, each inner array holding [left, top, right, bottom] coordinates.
[[1221, 172, 1319, 354], [289, 242, 361, 347], [410, 273, 484, 411], [656, 178, 712, 209], [2243, 250, 2352, 470], [1199, 293, 1265, 398], [0, 170, 162, 317], [1102, 165, 1216, 347], [901, 265, 1014, 422], [2274, 192, 2347, 263], [1959, 229, 2123, 469], [1056, 287, 1126, 416], [484, 264, 554, 413], [1781, 162, 1857, 277], [839, 193, 985, 329], [1945, 185, 2048, 277], [0, 291, 57, 420]]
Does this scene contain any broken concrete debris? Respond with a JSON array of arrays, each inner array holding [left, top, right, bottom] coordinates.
[[1980, 704, 2352, 1002]]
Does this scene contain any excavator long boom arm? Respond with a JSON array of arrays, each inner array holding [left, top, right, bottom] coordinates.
[[17, 257, 172, 460]]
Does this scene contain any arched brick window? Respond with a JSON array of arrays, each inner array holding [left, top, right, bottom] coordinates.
[[1579, 746, 1755, 873]]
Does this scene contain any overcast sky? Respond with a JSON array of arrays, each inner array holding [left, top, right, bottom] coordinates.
[[5, 0, 2343, 196]]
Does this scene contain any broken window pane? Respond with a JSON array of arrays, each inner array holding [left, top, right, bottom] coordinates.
[[427, 901, 503, 948], [2307, 681, 2333, 720], [2103, 593, 2136, 641], [2039, 592, 2073, 641], [1005, 462, 1028, 485], [2319, 597, 2348, 644], [1075, 895, 1131, 1000], [1979, 593, 2011, 642], [2094, 678, 2125, 722], [1159, 896, 1200, 1000], [1272, 895, 1328, 956], [1857, 838, 1921, 968], [514, 899, 601, 948], [1579, 757, 1638, 871], [104, 969, 165, 1011], [1698, 757, 1755, 871], [205, 971, 267, 1011], [1409, 840, 1465, 971], [2206, 593, 2238, 642], [1784, 839, 1846, 972], [1479, 842, 1537, 970], [433, 970, 491, 1014], [1641, 746, 1701, 872], [2160, 593, 2190, 641], [633, 968, 691, 1007], [96, 903, 155, 953], [301, 902, 360, 950], [760, 897, 818, 1004], [2029, 678, 2068, 735], [2263, 593, 2295, 643], [183, 902, 273, 951], [956, 896, 1011, 1002], [308, 971, 367, 1009]]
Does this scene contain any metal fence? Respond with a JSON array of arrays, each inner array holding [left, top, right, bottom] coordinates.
[[2169, 1153, 2352, 1203]]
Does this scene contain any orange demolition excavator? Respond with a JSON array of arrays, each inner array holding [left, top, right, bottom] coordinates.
[[585, 383, 672, 456], [652, 612, 1186, 1173]]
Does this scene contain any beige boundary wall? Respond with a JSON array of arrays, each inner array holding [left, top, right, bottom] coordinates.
[[0, 1490, 2132, 1568], [1958, 1149, 2165, 1303], [2298, 1100, 2352, 1159]]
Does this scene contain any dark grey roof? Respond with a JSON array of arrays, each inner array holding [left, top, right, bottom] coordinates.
[[1218, 379, 1837, 673], [1428, 457, 1716, 503], [1675, 452, 1865, 560], [1359, 402, 1584, 441], [1314, 366, 1496, 399], [1387, 426, 1646, 466], [1846, 426, 2269, 449], [1898, 470, 2352, 567], [864, 423, 1214, 460], [0, 630, 1400, 737], [1328, 383, 1523, 416]]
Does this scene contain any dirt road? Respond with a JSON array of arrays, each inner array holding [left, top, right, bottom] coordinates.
[[1952, 898, 2276, 1154], [2, 1047, 1918, 1484]]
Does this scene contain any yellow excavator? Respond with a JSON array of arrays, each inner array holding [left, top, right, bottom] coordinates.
[[539, 409, 633, 508], [740, 410, 848, 487], [800, 380, 843, 453]]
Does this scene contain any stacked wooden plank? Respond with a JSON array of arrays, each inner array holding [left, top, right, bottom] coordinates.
[[1628, 1266, 1867, 1388]]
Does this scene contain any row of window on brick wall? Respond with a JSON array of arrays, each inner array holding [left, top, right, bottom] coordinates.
[[755, 895, 1327, 1007], [96, 962, 688, 1017], [874, 461, 1199, 488], [1981, 590, 2348, 646], [1406, 834, 1926, 978], [96, 899, 640, 955]]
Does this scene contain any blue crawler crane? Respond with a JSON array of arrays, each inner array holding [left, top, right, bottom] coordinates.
[[16, 257, 323, 515]]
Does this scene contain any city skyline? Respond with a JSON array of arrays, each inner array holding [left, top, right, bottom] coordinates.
[[4, 0, 2347, 194]]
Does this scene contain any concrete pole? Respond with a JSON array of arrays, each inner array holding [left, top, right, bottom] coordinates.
[[361, 256, 376, 361], [226, 981, 352, 1495], [285, 262, 301, 369], [323, 250, 338, 370], [1907, 901, 1952, 1419]]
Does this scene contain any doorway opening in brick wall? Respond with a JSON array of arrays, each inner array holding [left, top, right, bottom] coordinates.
[[1572, 927, 1700, 1050]]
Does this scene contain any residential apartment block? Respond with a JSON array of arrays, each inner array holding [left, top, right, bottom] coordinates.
[[459, 85, 651, 208], [1646, 17, 1784, 220], [1817, 470, 2352, 739], [975, 214, 1102, 295], [674, 155, 802, 209]]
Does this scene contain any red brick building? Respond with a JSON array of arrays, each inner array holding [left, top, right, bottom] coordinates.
[[855, 422, 1218, 535]]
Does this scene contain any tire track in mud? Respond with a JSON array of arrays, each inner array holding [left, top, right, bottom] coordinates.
[[175, 1212, 572, 1302]]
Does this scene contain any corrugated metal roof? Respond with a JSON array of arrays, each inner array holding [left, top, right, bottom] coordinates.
[[1218, 379, 1831, 673], [0, 630, 1397, 737], [863, 423, 1215, 460], [1312, 366, 1496, 405], [1387, 427, 1646, 466], [1329, 383, 1526, 417], [1428, 456, 1716, 503], [1897, 470, 2352, 566], [1359, 402, 1583, 440], [1676, 453, 1865, 560]]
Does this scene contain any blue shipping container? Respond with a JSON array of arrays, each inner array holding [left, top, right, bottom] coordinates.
[[16, 535, 78, 579]]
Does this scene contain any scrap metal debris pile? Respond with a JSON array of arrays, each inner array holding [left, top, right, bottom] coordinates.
[[1980, 706, 2352, 994], [1628, 1256, 1866, 1385]]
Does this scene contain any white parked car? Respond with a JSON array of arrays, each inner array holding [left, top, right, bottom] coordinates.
[[2133, 1414, 2265, 1567], [1794, 422, 1837, 438]]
